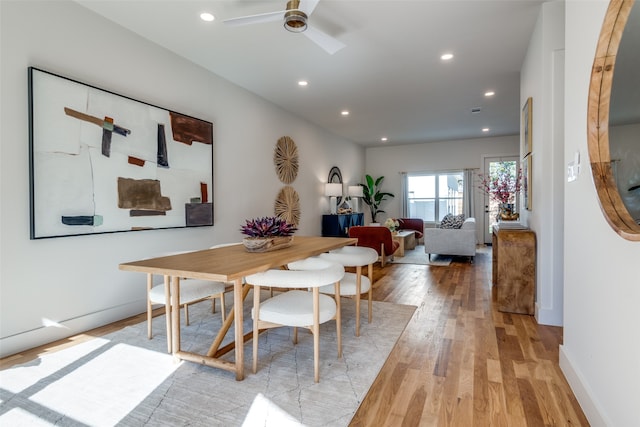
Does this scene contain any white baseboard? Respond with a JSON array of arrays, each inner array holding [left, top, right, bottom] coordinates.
[[0, 301, 143, 359], [559, 345, 609, 427], [534, 302, 563, 326]]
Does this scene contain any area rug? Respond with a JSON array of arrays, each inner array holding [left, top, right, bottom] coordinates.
[[0, 295, 416, 427], [391, 245, 452, 266]]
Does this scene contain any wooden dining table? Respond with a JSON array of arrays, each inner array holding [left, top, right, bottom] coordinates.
[[119, 235, 357, 380]]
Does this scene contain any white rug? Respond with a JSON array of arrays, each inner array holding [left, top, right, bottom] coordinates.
[[391, 245, 452, 266], [0, 294, 415, 427]]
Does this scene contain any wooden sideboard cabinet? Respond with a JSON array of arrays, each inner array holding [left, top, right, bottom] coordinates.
[[492, 225, 536, 315], [322, 213, 364, 237]]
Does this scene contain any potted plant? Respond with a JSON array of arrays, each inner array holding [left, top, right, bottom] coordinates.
[[240, 216, 297, 252], [359, 174, 395, 224]]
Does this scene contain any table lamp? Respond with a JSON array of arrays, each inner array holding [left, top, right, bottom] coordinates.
[[348, 185, 364, 213], [325, 183, 342, 214]]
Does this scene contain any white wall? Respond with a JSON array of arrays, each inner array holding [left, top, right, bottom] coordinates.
[[520, 1, 565, 327], [562, 1, 640, 426], [0, 1, 364, 357], [365, 134, 519, 243]]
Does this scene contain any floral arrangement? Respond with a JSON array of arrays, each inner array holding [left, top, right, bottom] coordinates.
[[384, 218, 400, 232], [478, 167, 522, 204], [240, 216, 297, 238]]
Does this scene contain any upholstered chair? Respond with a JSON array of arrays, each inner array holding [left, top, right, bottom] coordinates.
[[246, 257, 344, 383], [318, 246, 378, 336], [348, 226, 400, 267], [147, 275, 227, 353], [423, 217, 477, 262], [398, 218, 425, 243], [147, 244, 239, 353]]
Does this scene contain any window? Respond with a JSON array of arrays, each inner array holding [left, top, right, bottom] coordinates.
[[407, 172, 463, 223]]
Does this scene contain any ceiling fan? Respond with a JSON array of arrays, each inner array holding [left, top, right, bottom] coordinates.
[[223, 0, 345, 55]]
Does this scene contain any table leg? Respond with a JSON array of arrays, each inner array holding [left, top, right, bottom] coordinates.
[[207, 283, 251, 356], [163, 275, 172, 353], [396, 237, 405, 256], [170, 276, 181, 356], [233, 278, 244, 380]]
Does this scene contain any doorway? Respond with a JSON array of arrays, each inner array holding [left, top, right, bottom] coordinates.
[[482, 156, 519, 244]]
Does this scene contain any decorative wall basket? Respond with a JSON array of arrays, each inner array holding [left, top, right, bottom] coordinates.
[[274, 186, 301, 226], [243, 236, 294, 253], [273, 136, 299, 184]]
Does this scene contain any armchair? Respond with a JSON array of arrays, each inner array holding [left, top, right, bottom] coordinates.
[[348, 226, 400, 267], [398, 218, 425, 243], [424, 217, 477, 262]]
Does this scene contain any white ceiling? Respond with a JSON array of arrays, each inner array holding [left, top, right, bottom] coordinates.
[[76, 0, 545, 147]]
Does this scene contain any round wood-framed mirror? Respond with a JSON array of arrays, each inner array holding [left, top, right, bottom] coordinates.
[[588, 0, 640, 241]]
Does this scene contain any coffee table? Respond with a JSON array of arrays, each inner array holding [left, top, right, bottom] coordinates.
[[392, 230, 417, 257]]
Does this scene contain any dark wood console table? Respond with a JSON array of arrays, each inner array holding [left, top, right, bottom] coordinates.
[[492, 224, 536, 315]]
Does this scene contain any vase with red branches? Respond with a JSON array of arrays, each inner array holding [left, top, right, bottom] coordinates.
[[478, 164, 522, 221]]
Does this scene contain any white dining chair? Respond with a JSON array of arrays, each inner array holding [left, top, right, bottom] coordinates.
[[147, 275, 227, 353], [246, 257, 344, 383], [318, 246, 378, 336], [147, 244, 240, 353]]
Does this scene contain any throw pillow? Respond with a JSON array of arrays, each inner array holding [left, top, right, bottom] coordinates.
[[440, 213, 465, 229], [439, 214, 455, 229], [452, 214, 465, 228]]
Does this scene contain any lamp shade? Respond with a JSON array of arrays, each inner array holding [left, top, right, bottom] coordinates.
[[348, 185, 364, 197], [325, 183, 343, 197]]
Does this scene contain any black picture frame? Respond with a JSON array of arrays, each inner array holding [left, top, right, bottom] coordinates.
[[28, 67, 214, 239], [522, 97, 533, 157]]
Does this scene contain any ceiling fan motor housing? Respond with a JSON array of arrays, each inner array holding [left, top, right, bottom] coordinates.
[[284, 0, 307, 32]]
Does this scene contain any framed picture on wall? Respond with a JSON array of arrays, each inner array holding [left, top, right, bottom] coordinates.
[[28, 67, 214, 239], [523, 154, 532, 211], [522, 97, 533, 156]]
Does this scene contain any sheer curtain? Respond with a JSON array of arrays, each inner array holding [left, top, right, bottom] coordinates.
[[400, 172, 408, 217], [463, 169, 476, 219]]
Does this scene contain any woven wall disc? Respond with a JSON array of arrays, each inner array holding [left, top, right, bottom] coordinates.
[[273, 136, 299, 184], [274, 186, 301, 226]]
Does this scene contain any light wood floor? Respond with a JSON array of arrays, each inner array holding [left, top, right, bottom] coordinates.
[[1, 246, 589, 426], [350, 246, 589, 427]]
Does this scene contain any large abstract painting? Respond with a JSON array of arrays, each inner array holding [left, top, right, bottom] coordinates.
[[28, 67, 214, 239]]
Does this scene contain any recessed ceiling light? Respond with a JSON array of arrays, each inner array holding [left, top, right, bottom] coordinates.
[[298, 80, 308, 86], [381, 137, 388, 142], [482, 128, 490, 132], [200, 12, 215, 22], [484, 91, 495, 97], [341, 110, 349, 116], [441, 53, 454, 61]]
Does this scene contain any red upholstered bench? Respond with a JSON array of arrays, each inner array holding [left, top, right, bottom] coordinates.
[[398, 218, 424, 240], [348, 226, 400, 267]]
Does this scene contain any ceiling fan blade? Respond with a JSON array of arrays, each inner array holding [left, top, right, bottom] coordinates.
[[304, 25, 345, 55], [299, 0, 320, 16], [223, 10, 285, 27]]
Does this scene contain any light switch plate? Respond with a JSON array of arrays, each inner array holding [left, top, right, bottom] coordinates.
[[568, 162, 577, 182]]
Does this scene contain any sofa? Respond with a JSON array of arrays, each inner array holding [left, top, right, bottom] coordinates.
[[397, 218, 424, 243], [348, 226, 400, 267], [424, 217, 476, 262]]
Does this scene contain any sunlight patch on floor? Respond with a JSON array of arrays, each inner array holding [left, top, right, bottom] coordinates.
[[0, 338, 110, 393], [1, 407, 54, 426], [0, 340, 179, 426]]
